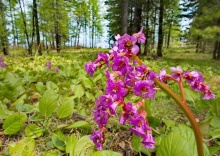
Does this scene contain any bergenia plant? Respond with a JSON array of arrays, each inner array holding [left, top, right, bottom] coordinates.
[[85, 29, 215, 156], [0, 57, 6, 69]]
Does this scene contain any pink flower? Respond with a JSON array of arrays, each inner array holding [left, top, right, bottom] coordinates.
[[90, 130, 104, 150], [85, 61, 97, 76], [134, 80, 156, 99], [45, 61, 52, 70], [132, 28, 146, 43], [142, 133, 155, 149], [118, 34, 139, 54], [54, 66, 59, 73], [0, 57, 6, 68], [106, 80, 128, 100], [170, 66, 183, 81]]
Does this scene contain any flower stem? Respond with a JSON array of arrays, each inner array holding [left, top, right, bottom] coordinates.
[[154, 79, 204, 156], [178, 77, 187, 105], [132, 54, 204, 156]]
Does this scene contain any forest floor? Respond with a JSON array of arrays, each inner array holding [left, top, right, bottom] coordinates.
[[0, 46, 219, 155]]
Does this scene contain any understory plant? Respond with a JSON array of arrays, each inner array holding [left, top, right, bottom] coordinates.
[[85, 29, 215, 156]]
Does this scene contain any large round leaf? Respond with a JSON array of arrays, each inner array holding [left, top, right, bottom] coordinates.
[[74, 135, 94, 156]]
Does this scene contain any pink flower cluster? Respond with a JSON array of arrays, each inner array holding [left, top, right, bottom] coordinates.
[[45, 60, 59, 73], [85, 29, 215, 150], [0, 57, 6, 69], [85, 29, 156, 150], [159, 67, 215, 100]]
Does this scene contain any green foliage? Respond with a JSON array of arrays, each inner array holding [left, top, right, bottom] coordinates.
[[9, 137, 35, 156], [74, 135, 94, 156], [65, 135, 77, 155], [65, 121, 91, 133], [3, 113, 27, 135], [0, 51, 219, 155], [39, 90, 59, 117], [156, 124, 210, 156], [91, 150, 122, 156], [25, 124, 44, 138]]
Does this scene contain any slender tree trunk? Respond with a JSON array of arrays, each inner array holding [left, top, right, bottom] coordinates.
[[217, 42, 220, 59], [54, 0, 61, 52], [91, 2, 95, 48], [201, 41, 206, 52], [143, 0, 150, 55], [195, 36, 200, 53], [167, 23, 172, 48], [133, 1, 142, 54], [157, 0, 164, 57], [132, 2, 142, 33], [121, 0, 129, 35], [152, 8, 157, 49], [51, 31, 55, 49], [128, 3, 133, 34], [0, 0, 9, 55], [213, 41, 218, 59], [31, 2, 35, 52], [9, 0, 16, 47], [33, 0, 42, 55], [18, 0, 32, 55]]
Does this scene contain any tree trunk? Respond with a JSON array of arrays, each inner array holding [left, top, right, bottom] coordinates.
[[0, 0, 9, 55], [167, 23, 172, 48], [9, 0, 16, 47], [18, 0, 32, 55], [33, 0, 42, 55], [54, 0, 61, 52], [152, 8, 157, 49], [213, 40, 220, 59], [132, 2, 142, 33], [195, 36, 200, 53], [157, 0, 164, 57], [143, 0, 150, 55], [51, 31, 55, 49], [121, 0, 129, 35], [133, 1, 142, 54]]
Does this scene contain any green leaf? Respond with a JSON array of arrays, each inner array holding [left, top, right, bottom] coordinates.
[[171, 124, 209, 156], [91, 150, 123, 156], [46, 81, 59, 91], [144, 99, 152, 116], [74, 135, 94, 156], [82, 78, 92, 89], [93, 73, 103, 82], [147, 116, 161, 127], [156, 132, 191, 156], [184, 88, 198, 105], [65, 135, 77, 156], [163, 119, 175, 128], [36, 82, 46, 93], [0, 102, 13, 119], [3, 113, 27, 135], [57, 103, 74, 119], [208, 146, 220, 155], [25, 124, 43, 138], [85, 92, 95, 100], [209, 129, 220, 139], [65, 121, 91, 133], [52, 131, 66, 151], [199, 118, 211, 135], [39, 90, 59, 117], [40, 151, 60, 156], [210, 117, 220, 128], [171, 124, 197, 155], [131, 134, 141, 152], [73, 84, 84, 98], [9, 137, 35, 156]]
